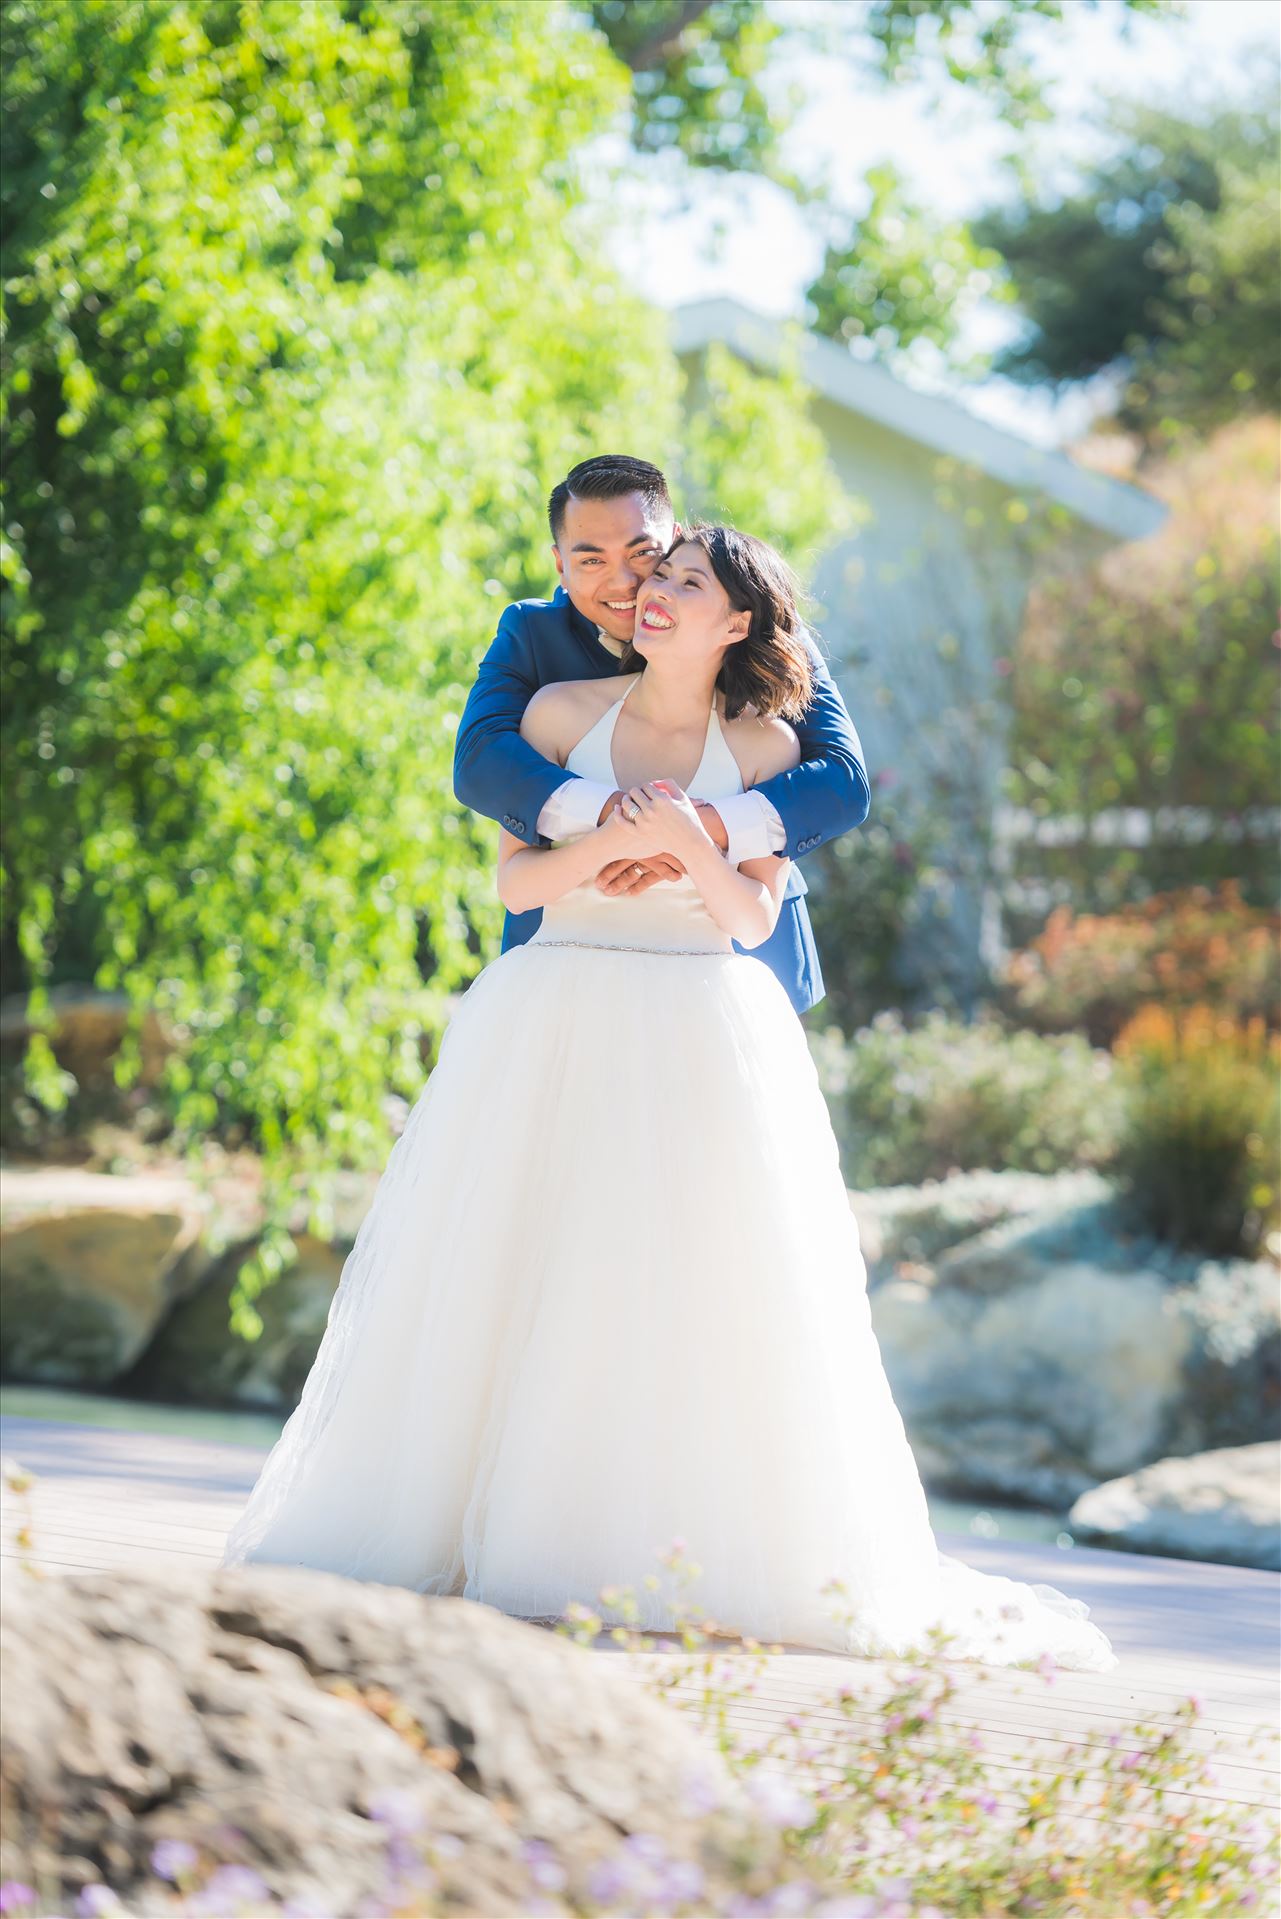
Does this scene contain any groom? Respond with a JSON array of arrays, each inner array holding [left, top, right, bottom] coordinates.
[[452, 454, 870, 1016]]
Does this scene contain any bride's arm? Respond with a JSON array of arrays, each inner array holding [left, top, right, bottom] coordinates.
[[495, 682, 636, 913], [497, 811, 635, 913]]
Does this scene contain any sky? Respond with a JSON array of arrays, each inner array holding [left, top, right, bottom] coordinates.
[[604, 0, 1279, 448]]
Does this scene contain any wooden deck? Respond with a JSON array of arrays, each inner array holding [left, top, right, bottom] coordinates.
[[3, 1413, 1278, 1842]]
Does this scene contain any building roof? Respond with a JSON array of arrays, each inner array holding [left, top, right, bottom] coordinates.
[[671, 298, 1167, 543]]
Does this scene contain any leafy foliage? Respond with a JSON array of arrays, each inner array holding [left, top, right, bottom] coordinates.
[[588, 0, 1165, 192], [586, 0, 789, 178], [805, 163, 1012, 369], [1001, 884, 1281, 1049], [974, 87, 1281, 438], [0, 0, 847, 1329], [810, 1009, 1122, 1188], [1113, 1003, 1280, 1257], [860, 0, 1171, 125], [803, 794, 942, 1037], [1003, 416, 1279, 920]]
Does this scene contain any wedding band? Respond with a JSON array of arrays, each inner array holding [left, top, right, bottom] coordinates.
[[632, 864, 643, 876], [624, 801, 641, 821]]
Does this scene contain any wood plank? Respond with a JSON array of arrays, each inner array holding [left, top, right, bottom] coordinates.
[[3, 1412, 1277, 1836]]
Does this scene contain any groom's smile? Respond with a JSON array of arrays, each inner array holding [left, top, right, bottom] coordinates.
[[551, 490, 673, 644]]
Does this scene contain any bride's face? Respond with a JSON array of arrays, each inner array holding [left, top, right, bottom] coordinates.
[[632, 540, 749, 667]]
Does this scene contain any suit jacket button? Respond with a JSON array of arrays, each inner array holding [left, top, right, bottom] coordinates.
[[514, 821, 525, 834]]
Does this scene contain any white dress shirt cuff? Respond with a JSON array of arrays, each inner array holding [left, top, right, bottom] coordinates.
[[711, 790, 788, 868], [537, 777, 616, 841]]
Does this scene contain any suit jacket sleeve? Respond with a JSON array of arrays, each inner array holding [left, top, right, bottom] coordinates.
[[452, 603, 574, 848], [750, 635, 872, 859]]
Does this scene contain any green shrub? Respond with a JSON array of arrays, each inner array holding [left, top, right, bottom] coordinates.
[[811, 1010, 1123, 1189], [1114, 1004, 1280, 1257]]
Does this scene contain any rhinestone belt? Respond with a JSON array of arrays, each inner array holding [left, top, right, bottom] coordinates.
[[532, 938, 735, 958]]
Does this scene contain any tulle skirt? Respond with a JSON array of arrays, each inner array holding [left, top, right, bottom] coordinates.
[[221, 941, 1117, 1672]]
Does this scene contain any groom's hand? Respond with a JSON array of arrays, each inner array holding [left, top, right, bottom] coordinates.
[[596, 854, 686, 896]]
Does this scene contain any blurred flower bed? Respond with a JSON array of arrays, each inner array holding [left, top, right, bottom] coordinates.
[[999, 883, 1280, 1047]]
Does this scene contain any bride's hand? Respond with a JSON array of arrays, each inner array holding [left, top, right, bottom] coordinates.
[[618, 780, 710, 857]]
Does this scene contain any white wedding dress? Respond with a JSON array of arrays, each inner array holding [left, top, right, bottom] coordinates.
[[222, 684, 1117, 1672]]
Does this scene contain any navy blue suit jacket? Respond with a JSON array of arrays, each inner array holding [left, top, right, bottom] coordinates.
[[452, 587, 870, 1015]]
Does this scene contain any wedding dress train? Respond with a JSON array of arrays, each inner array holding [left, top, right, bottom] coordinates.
[[222, 684, 1117, 1672]]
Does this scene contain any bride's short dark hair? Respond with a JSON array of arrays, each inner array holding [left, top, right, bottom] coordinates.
[[623, 524, 814, 722]]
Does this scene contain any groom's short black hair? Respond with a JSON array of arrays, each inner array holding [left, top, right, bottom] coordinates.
[[548, 455, 673, 544]]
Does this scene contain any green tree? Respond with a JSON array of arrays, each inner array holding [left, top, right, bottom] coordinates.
[[805, 163, 1011, 368], [972, 86, 1281, 439], [1, 0, 844, 1331], [589, 0, 1170, 184]]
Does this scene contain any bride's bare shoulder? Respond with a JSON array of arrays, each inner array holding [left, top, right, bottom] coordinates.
[[521, 674, 638, 761], [721, 701, 801, 785]]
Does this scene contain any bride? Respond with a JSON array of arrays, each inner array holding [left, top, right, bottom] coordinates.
[[221, 523, 1116, 1673]]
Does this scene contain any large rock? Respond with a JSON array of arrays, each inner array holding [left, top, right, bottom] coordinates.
[[0, 1168, 214, 1385], [0, 983, 173, 1090], [0, 1564, 768, 1915], [867, 1188, 1280, 1507], [1068, 1442, 1281, 1571], [850, 1169, 1114, 1275], [123, 1231, 348, 1410]]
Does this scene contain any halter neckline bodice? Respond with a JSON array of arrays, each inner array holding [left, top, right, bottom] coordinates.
[[527, 674, 744, 956]]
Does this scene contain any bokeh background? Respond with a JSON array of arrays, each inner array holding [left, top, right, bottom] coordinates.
[[2, 0, 1278, 1558]]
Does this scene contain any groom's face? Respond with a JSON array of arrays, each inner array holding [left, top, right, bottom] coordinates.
[[552, 491, 675, 644]]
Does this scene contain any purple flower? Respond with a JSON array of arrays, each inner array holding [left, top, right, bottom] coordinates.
[[659, 1859, 706, 1906], [520, 1839, 567, 1894], [765, 1882, 818, 1915], [745, 1771, 815, 1829], [385, 1834, 436, 1890], [0, 1890, 36, 1916], [366, 1786, 425, 1834], [75, 1892, 122, 1918], [150, 1839, 199, 1883], [621, 1832, 667, 1868], [679, 1762, 724, 1816], [188, 1864, 270, 1914], [586, 1855, 631, 1903]]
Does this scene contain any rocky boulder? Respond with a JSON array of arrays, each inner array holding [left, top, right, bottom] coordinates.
[[0, 984, 174, 1091], [1068, 1441, 1281, 1571], [866, 1182, 1280, 1507], [122, 1231, 348, 1410], [850, 1169, 1114, 1276], [0, 1168, 214, 1385], [0, 1563, 769, 1916]]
